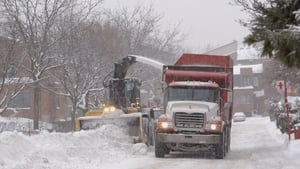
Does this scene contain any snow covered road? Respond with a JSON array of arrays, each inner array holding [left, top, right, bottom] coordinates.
[[1, 117, 300, 169], [109, 117, 300, 169]]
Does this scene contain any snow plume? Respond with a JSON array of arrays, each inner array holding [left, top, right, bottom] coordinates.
[[129, 55, 164, 71], [0, 124, 148, 169]]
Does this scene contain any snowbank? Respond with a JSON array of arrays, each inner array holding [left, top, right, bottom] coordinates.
[[1, 116, 300, 169], [0, 116, 53, 133], [0, 124, 149, 169]]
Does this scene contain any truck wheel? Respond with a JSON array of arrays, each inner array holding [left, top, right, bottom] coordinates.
[[155, 138, 168, 158], [215, 130, 226, 159]]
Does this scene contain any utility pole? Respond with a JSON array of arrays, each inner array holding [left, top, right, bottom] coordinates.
[[284, 80, 291, 141], [278, 80, 291, 141]]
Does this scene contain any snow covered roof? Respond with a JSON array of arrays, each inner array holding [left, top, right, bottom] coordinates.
[[234, 64, 263, 75], [237, 45, 262, 60], [233, 86, 254, 90]]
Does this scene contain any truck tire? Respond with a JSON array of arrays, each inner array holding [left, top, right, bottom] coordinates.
[[155, 136, 169, 158], [215, 130, 226, 159]]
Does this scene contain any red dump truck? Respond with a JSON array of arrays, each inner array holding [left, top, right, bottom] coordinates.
[[155, 53, 233, 159]]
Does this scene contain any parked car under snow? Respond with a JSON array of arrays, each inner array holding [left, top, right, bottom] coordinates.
[[233, 112, 246, 122]]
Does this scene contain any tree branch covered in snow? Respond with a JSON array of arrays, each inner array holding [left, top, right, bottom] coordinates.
[[0, 0, 184, 128], [234, 0, 300, 68], [0, 37, 29, 116], [102, 4, 183, 105], [0, 0, 102, 129]]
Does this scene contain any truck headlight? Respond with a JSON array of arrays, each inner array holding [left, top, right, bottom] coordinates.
[[109, 106, 116, 112], [160, 122, 170, 128], [205, 119, 222, 133], [210, 124, 218, 130], [157, 115, 174, 132]]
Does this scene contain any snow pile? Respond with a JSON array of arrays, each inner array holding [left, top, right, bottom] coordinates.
[[0, 116, 53, 132], [1, 116, 300, 169], [130, 143, 148, 155], [287, 96, 300, 110], [264, 117, 289, 146], [0, 124, 148, 169]]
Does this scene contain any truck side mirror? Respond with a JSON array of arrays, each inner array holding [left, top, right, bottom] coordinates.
[[150, 109, 155, 119]]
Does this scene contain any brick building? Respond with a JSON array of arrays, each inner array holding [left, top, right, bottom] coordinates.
[[0, 36, 72, 124], [205, 42, 279, 116], [233, 46, 278, 115]]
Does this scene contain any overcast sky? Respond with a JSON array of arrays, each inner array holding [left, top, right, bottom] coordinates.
[[103, 0, 250, 52]]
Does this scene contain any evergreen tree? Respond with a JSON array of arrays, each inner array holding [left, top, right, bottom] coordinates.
[[235, 0, 300, 67]]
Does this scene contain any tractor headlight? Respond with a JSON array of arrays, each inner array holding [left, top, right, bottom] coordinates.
[[103, 106, 116, 113], [109, 106, 116, 112], [103, 107, 109, 112]]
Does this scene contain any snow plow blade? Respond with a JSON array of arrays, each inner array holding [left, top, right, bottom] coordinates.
[[75, 113, 147, 143]]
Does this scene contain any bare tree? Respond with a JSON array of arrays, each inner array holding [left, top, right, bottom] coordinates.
[[0, 0, 101, 129], [104, 4, 184, 59], [47, 2, 184, 130], [104, 4, 162, 55], [103, 4, 184, 101], [0, 37, 27, 115], [50, 20, 105, 130]]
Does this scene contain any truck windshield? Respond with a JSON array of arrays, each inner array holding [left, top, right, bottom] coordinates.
[[167, 86, 219, 103]]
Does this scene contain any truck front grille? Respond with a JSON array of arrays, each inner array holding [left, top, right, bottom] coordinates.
[[174, 112, 205, 129]]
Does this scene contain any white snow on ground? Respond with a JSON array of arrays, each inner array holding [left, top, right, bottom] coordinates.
[[0, 116, 300, 169], [0, 116, 53, 132], [0, 124, 141, 169]]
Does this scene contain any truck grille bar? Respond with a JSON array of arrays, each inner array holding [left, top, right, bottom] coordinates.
[[174, 112, 205, 129]]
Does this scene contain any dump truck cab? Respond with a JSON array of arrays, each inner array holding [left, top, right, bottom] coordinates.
[[165, 81, 220, 108], [164, 81, 221, 132]]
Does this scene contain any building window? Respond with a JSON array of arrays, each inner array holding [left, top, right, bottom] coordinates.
[[253, 77, 259, 87], [234, 76, 240, 86], [10, 93, 31, 108], [237, 94, 251, 104], [241, 76, 252, 86]]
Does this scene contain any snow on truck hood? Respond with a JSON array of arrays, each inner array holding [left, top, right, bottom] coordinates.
[[166, 101, 219, 114]]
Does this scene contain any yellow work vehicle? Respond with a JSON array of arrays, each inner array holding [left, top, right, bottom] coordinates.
[[75, 55, 163, 143]]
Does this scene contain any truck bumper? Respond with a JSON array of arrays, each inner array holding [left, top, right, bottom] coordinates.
[[156, 133, 221, 144]]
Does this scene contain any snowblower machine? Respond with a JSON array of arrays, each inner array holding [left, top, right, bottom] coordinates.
[[75, 55, 164, 143]]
